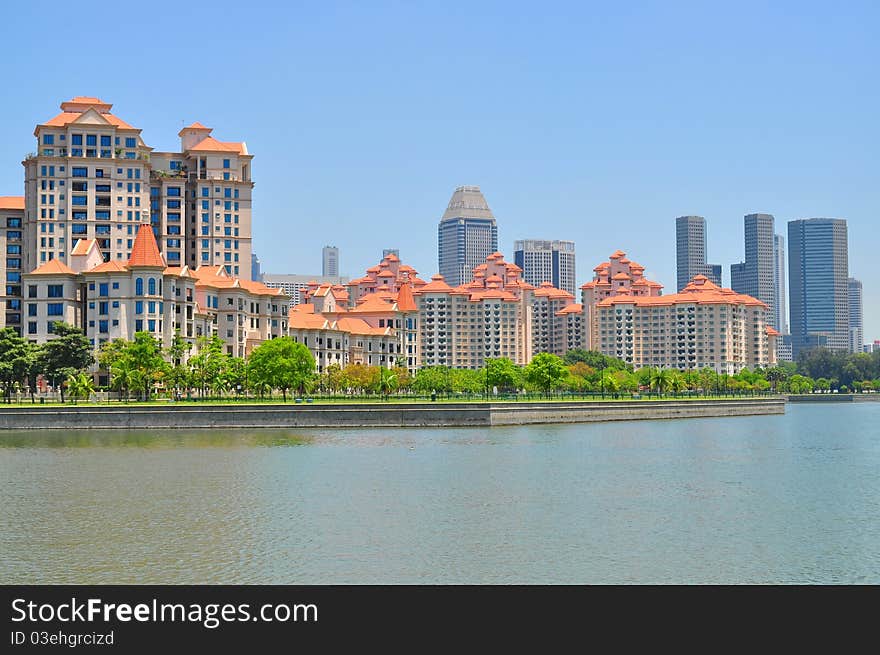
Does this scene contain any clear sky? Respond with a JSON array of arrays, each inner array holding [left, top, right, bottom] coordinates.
[[1, 1, 877, 338]]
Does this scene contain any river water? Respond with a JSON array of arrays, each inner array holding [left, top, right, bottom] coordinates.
[[1, 403, 878, 584]]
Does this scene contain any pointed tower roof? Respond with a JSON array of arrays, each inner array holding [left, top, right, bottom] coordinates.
[[128, 223, 165, 268], [395, 282, 417, 312], [441, 185, 495, 221]]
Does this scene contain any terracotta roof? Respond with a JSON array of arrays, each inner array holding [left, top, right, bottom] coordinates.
[[0, 196, 25, 210], [28, 259, 77, 275], [288, 309, 332, 330], [127, 224, 165, 268], [556, 303, 584, 315], [336, 317, 390, 336], [178, 121, 212, 136], [612, 272, 631, 280], [417, 274, 453, 293], [70, 238, 97, 256], [766, 326, 781, 336], [41, 110, 135, 131], [598, 275, 766, 308], [187, 136, 246, 154], [89, 260, 128, 273], [395, 283, 417, 312], [610, 250, 626, 259], [533, 283, 574, 299]]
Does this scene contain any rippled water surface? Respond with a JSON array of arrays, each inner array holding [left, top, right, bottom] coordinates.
[[1, 403, 878, 583]]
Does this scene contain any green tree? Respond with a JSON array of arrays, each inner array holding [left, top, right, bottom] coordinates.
[[485, 357, 521, 392], [66, 372, 95, 404], [649, 368, 671, 395], [0, 328, 37, 402], [188, 335, 227, 398], [37, 322, 93, 403], [375, 367, 399, 398], [247, 337, 315, 400], [413, 366, 452, 394], [126, 332, 167, 400], [525, 353, 568, 397], [165, 329, 192, 398], [564, 349, 629, 371]]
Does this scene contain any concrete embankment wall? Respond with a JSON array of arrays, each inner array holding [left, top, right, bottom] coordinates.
[[0, 398, 784, 430], [786, 394, 880, 403]]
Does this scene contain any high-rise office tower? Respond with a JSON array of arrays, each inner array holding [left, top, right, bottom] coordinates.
[[787, 218, 849, 356], [848, 277, 863, 353], [773, 234, 788, 334], [513, 239, 576, 296], [251, 251, 262, 281], [382, 248, 400, 259], [730, 213, 776, 327], [322, 245, 339, 277], [438, 186, 498, 287], [675, 215, 721, 290]]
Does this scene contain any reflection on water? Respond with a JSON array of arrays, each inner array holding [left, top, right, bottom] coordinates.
[[1, 404, 878, 584]]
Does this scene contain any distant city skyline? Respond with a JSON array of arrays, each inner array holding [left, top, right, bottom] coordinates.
[[0, 3, 875, 337]]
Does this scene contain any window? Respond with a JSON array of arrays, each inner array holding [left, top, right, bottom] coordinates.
[[43, 134, 54, 145], [71, 134, 83, 146], [47, 303, 63, 316], [223, 159, 230, 169], [136, 278, 143, 295], [99, 283, 109, 297], [28, 285, 37, 298], [86, 135, 97, 146], [47, 284, 63, 298], [148, 278, 156, 295], [125, 137, 136, 148], [167, 187, 181, 197], [72, 167, 88, 177]]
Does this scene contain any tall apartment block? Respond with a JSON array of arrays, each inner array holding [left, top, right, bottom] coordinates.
[[787, 218, 849, 356], [730, 213, 776, 329], [848, 277, 863, 353], [675, 215, 721, 290], [513, 239, 576, 297], [773, 234, 788, 334], [1, 197, 25, 332], [11, 97, 254, 335], [438, 186, 498, 287], [322, 245, 339, 277]]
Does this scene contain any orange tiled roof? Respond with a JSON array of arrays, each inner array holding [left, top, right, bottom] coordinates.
[[395, 283, 417, 312], [417, 274, 453, 293], [187, 136, 245, 154], [766, 326, 781, 336], [0, 196, 25, 210], [598, 275, 765, 308], [556, 303, 583, 315], [128, 224, 165, 267], [336, 317, 390, 336], [28, 259, 77, 275], [71, 238, 97, 256], [89, 260, 128, 273], [178, 121, 212, 136]]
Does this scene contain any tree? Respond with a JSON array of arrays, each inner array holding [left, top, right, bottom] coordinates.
[[165, 329, 192, 398], [37, 322, 93, 403], [564, 349, 629, 371], [525, 353, 568, 397], [66, 372, 94, 404], [649, 368, 671, 395], [247, 337, 315, 400], [0, 328, 37, 402], [126, 332, 167, 400], [485, 357, 521, 392], [375, 367, 399, 398], [189, 335, 227, 398], [412, 366, 452, 394]]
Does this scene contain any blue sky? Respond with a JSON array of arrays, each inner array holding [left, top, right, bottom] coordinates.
[[2, 1, 877, 337]]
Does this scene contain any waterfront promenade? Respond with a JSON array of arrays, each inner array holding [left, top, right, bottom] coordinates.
[[0, 397, 784, 430]]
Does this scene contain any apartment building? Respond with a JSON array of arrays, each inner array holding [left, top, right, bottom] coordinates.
[[595, 274, 777, 374], [1, 196, 25, 332]]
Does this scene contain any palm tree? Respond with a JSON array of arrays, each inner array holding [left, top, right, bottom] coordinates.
[[668, 371, 687, 395], [376, 367, 398, 400], [650, 368, 671, 396], [66, 372, 94, 405]]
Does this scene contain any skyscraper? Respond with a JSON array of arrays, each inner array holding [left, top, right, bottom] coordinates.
[[438, 186, 498, 287], [513, 239, 576, 296], [675, 215, 721, 290], [322, 245, 339, 277], [773, 234, 788, 334], [788, 218, 849, 356], [730, 213, 776, 327], [848, 277, 863, 353], [251, 251, 262, 281]]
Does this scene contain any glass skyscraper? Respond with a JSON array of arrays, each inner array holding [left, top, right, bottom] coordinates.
[[675, 215, 722, 291], [730, 213, 776, 328], [787, 218, 849, 356], [437, 186, 498, 287]]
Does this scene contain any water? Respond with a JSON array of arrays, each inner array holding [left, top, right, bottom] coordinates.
[[1, 404, 878, 584]]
